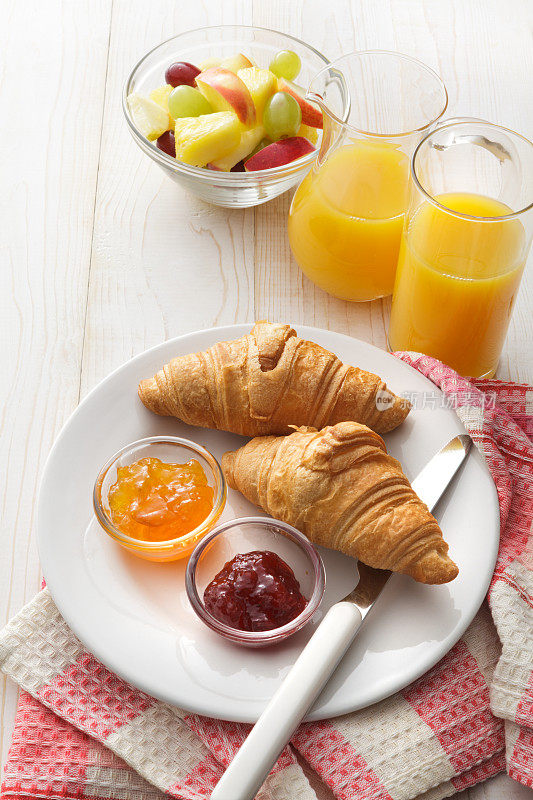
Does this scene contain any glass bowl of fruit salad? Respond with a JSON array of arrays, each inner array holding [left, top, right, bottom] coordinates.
[[123, 26, 331, 207]]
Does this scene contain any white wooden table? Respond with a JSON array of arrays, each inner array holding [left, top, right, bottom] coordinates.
[[1, 1, 532, 798]]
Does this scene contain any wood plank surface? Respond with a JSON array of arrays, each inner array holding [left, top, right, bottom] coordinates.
[[1, 1, 532, 798], [0, 0, 113, 766]]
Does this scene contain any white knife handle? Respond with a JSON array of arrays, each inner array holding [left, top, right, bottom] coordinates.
[[210, 602, 363, 800]]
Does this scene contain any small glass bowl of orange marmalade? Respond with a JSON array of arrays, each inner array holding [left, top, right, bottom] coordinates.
[[93, 437, 226, 562]]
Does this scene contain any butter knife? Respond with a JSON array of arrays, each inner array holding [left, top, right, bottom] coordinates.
[[211, 434, 472, 800]]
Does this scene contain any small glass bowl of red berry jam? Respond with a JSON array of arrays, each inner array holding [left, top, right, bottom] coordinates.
[[185, 516, 325, 647]]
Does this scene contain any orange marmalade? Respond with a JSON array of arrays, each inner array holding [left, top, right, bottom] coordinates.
[[108, 457, 214, 542]]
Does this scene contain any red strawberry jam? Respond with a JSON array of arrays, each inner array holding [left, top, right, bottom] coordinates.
[[203, 550, 307, 632]]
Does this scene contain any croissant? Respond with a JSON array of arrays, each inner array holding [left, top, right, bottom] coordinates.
[[138, 321, 410, 436], [222, 422, 458, 584]]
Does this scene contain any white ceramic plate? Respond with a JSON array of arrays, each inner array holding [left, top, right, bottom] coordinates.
[[38, 325, 499, 722]]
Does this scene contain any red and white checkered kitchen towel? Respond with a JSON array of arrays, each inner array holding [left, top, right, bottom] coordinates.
[[1, 354, 532, 800]]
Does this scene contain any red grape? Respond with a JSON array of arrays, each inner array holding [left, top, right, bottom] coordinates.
[[156, 130, 175, 157], [230, 160, 246, 172], [165, 62, 201, 88]]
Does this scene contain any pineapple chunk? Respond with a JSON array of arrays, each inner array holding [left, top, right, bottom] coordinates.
[[209, 125, 265, 171], [150, 84, 174, 115], [174, 112, 242, 166], [127, 93, 170, 140], [220, 53, 254, 73], [237, 67, 277, 120], [297, 123, 319, 145]]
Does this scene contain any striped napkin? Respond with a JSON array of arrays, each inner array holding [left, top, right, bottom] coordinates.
[[1, 354, 532, 800]]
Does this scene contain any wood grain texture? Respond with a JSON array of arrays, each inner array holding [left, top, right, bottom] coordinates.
[[0, 0, 113, 767], [1, 1, 532, 798], [80, 0, 255, 394]]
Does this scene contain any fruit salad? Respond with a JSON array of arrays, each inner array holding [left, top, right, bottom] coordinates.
[[126, 49, 322, 172]]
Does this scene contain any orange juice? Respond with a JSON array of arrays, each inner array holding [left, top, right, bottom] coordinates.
[[388, 193, 526, 378], [288, 141, 410, 301]]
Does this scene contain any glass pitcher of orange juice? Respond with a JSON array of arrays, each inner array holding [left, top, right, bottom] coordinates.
[[388, 120, 533, 378], [288, 51, 448, 301]]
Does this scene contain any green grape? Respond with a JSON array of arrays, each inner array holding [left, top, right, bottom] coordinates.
[[168, 85, 212, 119], [269, 50, 301, 81], [263, 92, 302, 140]]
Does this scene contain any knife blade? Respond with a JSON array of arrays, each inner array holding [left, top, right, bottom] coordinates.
[[211, 433, 472, 800]]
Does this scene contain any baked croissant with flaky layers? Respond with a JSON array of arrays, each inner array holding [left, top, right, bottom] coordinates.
[[222, 422, 458, 584], [138, 321, 410, 436]]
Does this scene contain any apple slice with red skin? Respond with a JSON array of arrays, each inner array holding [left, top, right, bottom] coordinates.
[[277, 79, 323, 128], [220, 53, 254, 73], [196, 67, 256, 126], [244, 137, 315, 171]]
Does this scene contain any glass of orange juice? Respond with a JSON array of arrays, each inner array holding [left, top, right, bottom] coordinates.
[[288, 51, 448, 301], [388, 120, 533, 378]]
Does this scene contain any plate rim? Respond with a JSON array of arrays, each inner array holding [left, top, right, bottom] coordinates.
[[37, 324, 500, 722]]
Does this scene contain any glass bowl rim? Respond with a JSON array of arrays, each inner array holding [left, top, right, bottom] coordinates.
[[411, 118, 533, 221], [93, 435, 227, 550], [122, 24, 330, 181], [185, 515, 326, 642]]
